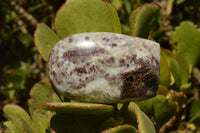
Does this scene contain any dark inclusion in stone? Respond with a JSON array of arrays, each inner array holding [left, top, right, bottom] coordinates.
[[48, 32, 160, 103], [121, 66, 159, 100]]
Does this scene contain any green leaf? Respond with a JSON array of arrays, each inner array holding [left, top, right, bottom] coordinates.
[[161, 48, 173, 66], [18, 33, 32, 48], [129, 3, 160, 38], [132, 102, 156, 133], [41, 102, 114, 115], [135, 99, 153, 117], [3, 130, 12, 133], [189, 101, 200, 125], [159, 54, 171, 88], [180, 83, 192, 92], [197, 127, 200, 133], [110, 0, 123, 10], [153, 94, 178, 128], [102, 124, 136, 133], [175, 53, 191, 91], [167, 52, 190, 91], [121, 102, 156, 133], [54, 0, 121, 39], [3, 121, 14, 133], [157, 85, 168, 95], [172, 21, 200, 72], [34, 23, 60, 61], [166, 90, 186, 107], [170, 57, 181, 89], [124, 0, 133, 14], [28, 82, 61, 133], [100, 115, 124, 131], [176, 53, 189, 86], [4, 61, 30, 90], [3, 104, 38, 133], [29, 82, 61, 107], [175, 0, 185, 5]]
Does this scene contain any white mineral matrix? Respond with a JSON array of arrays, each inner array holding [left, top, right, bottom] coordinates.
[[48, 32, 160, 103]]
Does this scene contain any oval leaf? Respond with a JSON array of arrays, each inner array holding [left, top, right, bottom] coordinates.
[[189, 101, 200, 124], [40, 102, 114, 115], [170, 57, 181, 89], [172, 21, 200, 72], [159, 54, 171, 88], [3, 104, 38, 133], [129, 2, 160, 38], [121, 102, 156, 133], [157, 85, 168, 95], [54, 0, 121, 38], [34, 23, 60, 61], [3, 121, 14, 133], [133, 103, 156, 133], [153, 94, 178, 128], [28, 82, 61, 133], [135, 99, 153, 117], [161, 48, 173, 66], [176, 53, 189, 85], [102, 124, 136, 133]]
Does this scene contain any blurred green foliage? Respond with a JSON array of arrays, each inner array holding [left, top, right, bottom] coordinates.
[[0, 0, 65, 130], [1, 0, 200, 133]]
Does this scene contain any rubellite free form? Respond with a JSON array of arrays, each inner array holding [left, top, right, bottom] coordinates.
[[48, 32, 160, 103]]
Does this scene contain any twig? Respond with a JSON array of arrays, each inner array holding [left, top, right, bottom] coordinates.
[[9, 0, 38, 26], [159, 116, 176, 133]]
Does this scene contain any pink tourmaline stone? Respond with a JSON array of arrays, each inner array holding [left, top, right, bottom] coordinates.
[[48, 32, 160, 103]]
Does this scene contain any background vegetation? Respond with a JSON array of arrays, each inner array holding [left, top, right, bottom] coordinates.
[[0, 0, 200, 132]]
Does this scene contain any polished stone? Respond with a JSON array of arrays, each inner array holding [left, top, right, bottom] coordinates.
[[48, 32, 160, 103]]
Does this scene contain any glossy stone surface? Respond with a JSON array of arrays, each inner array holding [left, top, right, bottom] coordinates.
[[48, 32, 160, 103]]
